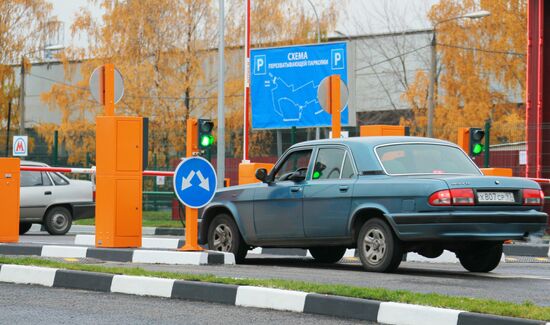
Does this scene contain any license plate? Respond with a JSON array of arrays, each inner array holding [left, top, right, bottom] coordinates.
[[477, 192, 515, 203]]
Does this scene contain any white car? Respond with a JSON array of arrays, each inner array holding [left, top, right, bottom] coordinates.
[[20, 161, 95, 235]]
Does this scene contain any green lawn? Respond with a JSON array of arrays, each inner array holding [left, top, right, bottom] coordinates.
[[0, 256, 548, 321], [75, 210, 184, 228]]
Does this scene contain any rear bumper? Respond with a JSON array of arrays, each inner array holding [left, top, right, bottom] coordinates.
[[71, 203, 95, 220], [390, 211, 548, 241]]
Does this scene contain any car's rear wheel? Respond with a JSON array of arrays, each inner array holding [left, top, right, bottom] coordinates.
[[44, 207, 72, 235], [309, 247, 347, 263], [208, 214, 248, 263], [357, 218, 403, 273], [457, 242, 503, 273], [19, 223, 32, 235]]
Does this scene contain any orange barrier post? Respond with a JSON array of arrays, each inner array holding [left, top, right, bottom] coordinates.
[[480, 168, 513, 177], [330, 74, 341, 139], [0, 158, 20, 243], [457, 127, 470, 153], [181, 118, 203, 251], [95, 64, 143, 248], [238, 162, 274, 185]]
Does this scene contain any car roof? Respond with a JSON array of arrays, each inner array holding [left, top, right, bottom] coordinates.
[[289, 136, 458, 173], [20, 160, 49, 167], [289, 136, 454, 149]]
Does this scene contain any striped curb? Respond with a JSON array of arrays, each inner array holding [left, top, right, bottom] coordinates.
[[0, 243, 234, 265], [0, 264, 546, 325]]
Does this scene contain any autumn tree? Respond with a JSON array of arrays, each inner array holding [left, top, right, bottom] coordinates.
[[403, 0, 526, 144], [0, 0, 53, 153]]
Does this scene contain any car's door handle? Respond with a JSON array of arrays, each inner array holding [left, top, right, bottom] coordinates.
[[339, 186, 349, 192], [44, 191, 52, 196], [290, 186, 302, 193]]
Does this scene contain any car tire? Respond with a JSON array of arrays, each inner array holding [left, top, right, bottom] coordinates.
[[309, 247, 347, 263], [44, 207, 72, 235], [208, 214, 248, 263], [357, 218, 403, 273], [457, 242, 503, 273], [19, 223, 32, 235]]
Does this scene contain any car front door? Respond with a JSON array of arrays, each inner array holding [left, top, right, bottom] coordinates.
[[303, 147, 357, 238], [253, 148, 313, 240]]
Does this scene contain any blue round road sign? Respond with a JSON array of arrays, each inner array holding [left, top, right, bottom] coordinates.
[[173, 157, 217, 209]]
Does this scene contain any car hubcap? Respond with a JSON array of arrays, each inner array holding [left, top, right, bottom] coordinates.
[[52, 213, 68, 231], [213, 224, 233, 252], [363, 228, 386, 265]]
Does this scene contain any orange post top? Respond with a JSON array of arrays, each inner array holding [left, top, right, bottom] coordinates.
[[102, 63, 115, 116], [330, 74, 341, 139], [186, 119, 198, 157], [457, 127, 470, 153], [360, 125, 406, 137]]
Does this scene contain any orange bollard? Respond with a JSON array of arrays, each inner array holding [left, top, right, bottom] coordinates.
[[0, 158, 20, 242]]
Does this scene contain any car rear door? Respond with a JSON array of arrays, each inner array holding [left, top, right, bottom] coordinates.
[[302, 146, 357, 238], [20, 171, 55, 221]]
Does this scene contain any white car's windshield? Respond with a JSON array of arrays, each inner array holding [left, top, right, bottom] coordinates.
[[376, 143, 481, 175]]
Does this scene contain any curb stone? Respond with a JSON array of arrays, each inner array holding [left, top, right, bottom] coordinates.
[[0, 264, 546, 325], [0, 243, 234, 265]]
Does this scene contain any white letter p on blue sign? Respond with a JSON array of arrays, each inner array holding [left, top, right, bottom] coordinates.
[[331, 49, 345, 70], [254, 55, 266, 75]]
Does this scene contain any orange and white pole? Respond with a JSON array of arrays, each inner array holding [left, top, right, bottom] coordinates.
[[242, 0, 251, 162]]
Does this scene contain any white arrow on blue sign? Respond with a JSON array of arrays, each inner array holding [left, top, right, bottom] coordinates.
[[173, 157, 218, 209]]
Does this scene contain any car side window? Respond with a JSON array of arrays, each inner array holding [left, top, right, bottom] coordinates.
[[273, 149, 312, 182], [312, 148, 345, 180], [21, 171, 51, 187], [341, 153, 356, 179], [49, 172, 69, 186]]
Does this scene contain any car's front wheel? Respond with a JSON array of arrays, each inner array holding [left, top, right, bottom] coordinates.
[[457, 242, 503, 273], [44, 207, 72, 235], [357, 218, 403, 273], [309, 247, 347, 263], [208, 214, 248, 263], [19, 223, 32, 235]]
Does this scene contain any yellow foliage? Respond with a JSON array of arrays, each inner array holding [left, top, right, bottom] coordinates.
[[404, 0, 526, 144], [39, 0, 339, 165]]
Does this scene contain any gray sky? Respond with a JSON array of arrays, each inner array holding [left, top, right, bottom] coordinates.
[[49, 0, 439, 47]]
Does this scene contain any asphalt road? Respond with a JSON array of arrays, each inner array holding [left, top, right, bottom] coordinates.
[[0, 282, 371, 325], [18, 232, 550, 306]]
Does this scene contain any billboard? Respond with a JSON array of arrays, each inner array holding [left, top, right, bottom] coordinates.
[[250, 42, 350, 129]]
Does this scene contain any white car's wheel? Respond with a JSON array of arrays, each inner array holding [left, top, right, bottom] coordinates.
[[44, 207, 72, 235]]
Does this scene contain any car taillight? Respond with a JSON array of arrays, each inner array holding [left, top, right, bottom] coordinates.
[[450, 188, 475, 206], [522, 189, 544, 206], [429, 189, 474, 206], [429, 190, 451, 206]]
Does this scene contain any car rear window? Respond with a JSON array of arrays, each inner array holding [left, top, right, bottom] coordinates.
[[375, 144, 481, 175], [49, 172, 70, 185]]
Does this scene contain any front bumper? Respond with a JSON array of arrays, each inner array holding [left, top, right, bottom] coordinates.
[[390, 210, 548, 241]]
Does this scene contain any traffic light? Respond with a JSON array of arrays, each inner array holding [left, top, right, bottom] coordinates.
[[198, 119, 214, 149], [469, 128, 485, 156]]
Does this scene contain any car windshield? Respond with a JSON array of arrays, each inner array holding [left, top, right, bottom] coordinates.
[[375, 143, 481, 175]]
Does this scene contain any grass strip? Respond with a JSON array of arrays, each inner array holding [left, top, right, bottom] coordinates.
[[75, 211, 184, 228], [0, 256, 548, 321]]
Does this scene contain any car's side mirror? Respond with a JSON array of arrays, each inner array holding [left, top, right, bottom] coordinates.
[[255, 168, 269, 183]]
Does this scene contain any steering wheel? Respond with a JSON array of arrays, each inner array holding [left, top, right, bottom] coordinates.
[[278, 167, 308, 181], [327, 167, 340, 179]]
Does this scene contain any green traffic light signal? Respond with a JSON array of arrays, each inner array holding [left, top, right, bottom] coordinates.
[[469, 128, 485, 157], [198, 119, 214, 149]]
